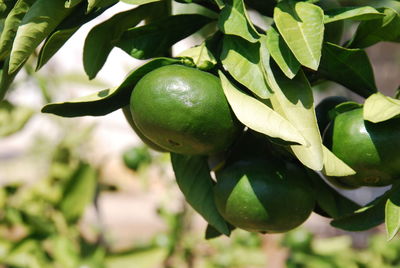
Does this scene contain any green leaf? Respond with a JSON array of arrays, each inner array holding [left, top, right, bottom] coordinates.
[[177, 42, 217, 71], [364, 93, 400, 123], [220, 35, 270, 99], [349, 8, 400, 48], [116, 14, 212, 60], [218, 71, 307, 146], [264, 29, 300, 79], [318, 42, 377, 98], [261, 50, 323, 171], [331, 184, 400, 231], [324, 6, 383, 24], [42, 57, 181, 117], [307, 170, 360, 219], [59, 162, 97, 222], [83, 4, 152, 79], [36, 3, 109, 70], [0, 0, 36, 60], [321, 145, 356, 177], [49, 236, 79, 268], [9, 0, 79, 73], [120, 0, 161, 4], [0, 56, 26, 101], [274, 0, 324, 70], [170, 153, 230, 236], [86, 0, 117, 12], [386, 184, 400, 240], [218, 0, 259, 43], [0, 100, 34, 136], [105, 248, 167, 268]]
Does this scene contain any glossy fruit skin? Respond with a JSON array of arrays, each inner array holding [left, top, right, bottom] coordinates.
[[324, 108, 400, 187], [130, 65, 243, 155], [214, 158, 315, 233]]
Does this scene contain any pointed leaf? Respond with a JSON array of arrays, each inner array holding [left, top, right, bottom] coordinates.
[[59, 162, 97, 222], [83, 4, 152, 79], [9, 0, 78, 73], [364, 92, 400, 123], [219, 71, 307, 146], [41, 58, 181, 117], [218, 0, 259, 43], [116, 14, 212, 60], [321, 145, 356, 177], [264, 28, 300, 79], [318, 42, 377, 98], [220, 35, 270, 99], [274, 0, 324, 70], [349, 8, 400, 48], [324, 6, 383, 24], [261, 50, 323, 171], [65, 0, 81, 8], [331, 184, 400, 231], [0, 0, 36, 60], [171, 153, 230, 235], [386, 184, 400, 240], [307, 170, 360, 219], [36, 3, 109, 70]]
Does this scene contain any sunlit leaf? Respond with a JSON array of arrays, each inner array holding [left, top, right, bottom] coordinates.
[[9, 0, 78, 73], [177, 42, 217, 71], [86, 0, 117, 12], [221, 35, 270, 99], [120, 0, 161, 4], [349, 7, 400, 48], [321, 145, 356, 177], [264, 28, 300, 79], [0, 0, 35, 61], [218, 0, 259, 42], [324, 6, 383, 24], [219, 71, 307, 146], [364, 93, 400, 123], [171, 153, 230, 235], [261, 49, 323, 171], [274, 0, 324, 70]]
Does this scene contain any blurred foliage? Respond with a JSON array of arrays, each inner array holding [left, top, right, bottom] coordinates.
[[283, 228, 400, 268]]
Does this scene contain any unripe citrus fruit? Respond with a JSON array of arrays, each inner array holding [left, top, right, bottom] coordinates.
[[214, 158, 315, 233], [130, 65, 243, 155], [324, 108, 400, 187]]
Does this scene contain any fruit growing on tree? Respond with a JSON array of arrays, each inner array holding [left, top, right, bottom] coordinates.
[[123, 146, 152, 171], [129, 64, 243, 155], [315, 95, 348, 134], [324, 108, 400, 187], [213, 157, 315, 233]]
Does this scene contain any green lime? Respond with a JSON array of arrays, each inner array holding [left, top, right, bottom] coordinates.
[[214, 158, 315, 233], [324, 108, 400, 187], [130, 65, 243, 155]]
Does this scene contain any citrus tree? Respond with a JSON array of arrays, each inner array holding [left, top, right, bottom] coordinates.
[[1, 0, 400, 240]]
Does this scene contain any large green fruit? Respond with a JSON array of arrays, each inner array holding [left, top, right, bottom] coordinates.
[[324, 108, 400, 187], [130, 65, 243, 155], [213, 158, 315, 233]]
